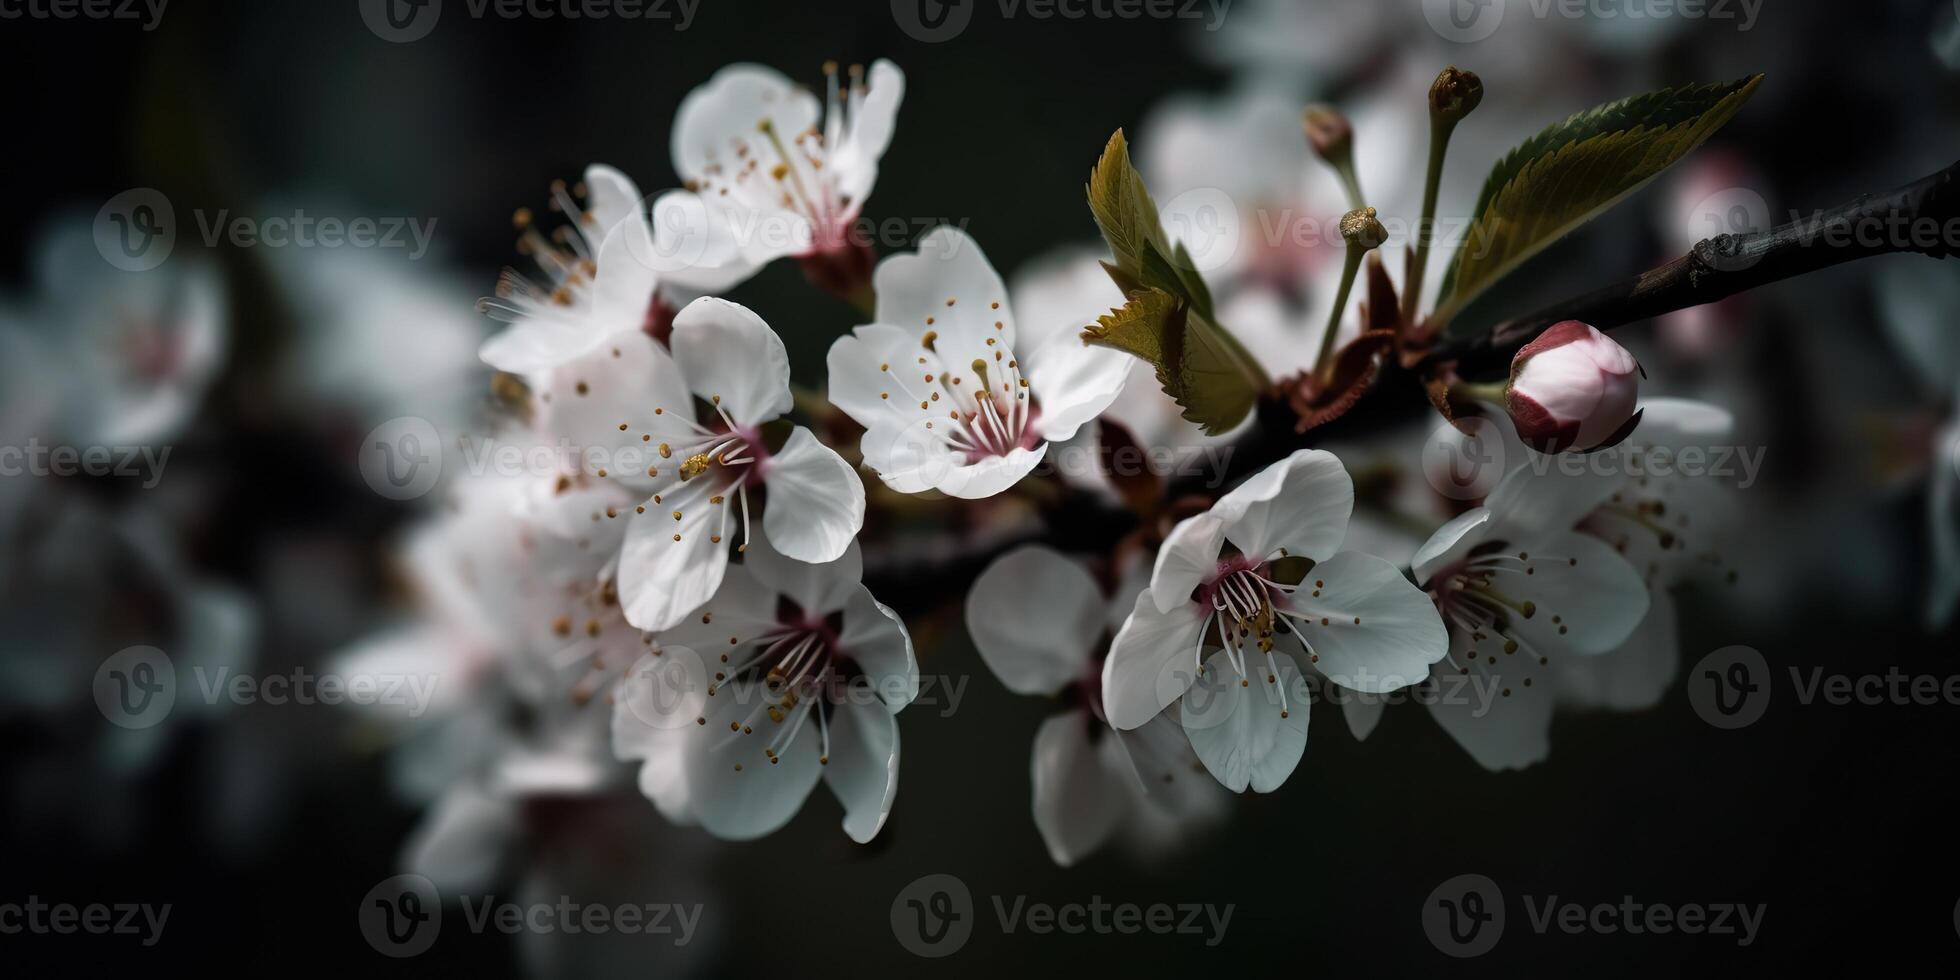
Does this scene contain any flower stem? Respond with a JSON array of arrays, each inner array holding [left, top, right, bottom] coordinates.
[[1447, 379, 1508, 405], [1401, 117, 1457, 327], [1333, 160, 1366, 213], [1313, 247, 1364, 389]]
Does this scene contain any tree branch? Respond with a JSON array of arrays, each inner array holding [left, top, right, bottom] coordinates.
[[869, 160, 1960, 605], [1432, 156, 1960, 373]]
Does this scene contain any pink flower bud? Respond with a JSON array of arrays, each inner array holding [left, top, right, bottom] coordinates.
[[1504, 320, 1642, 453]]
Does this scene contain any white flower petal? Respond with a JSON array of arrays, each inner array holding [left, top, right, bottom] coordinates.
[[492, 718, 614, 797], [1412, 508, 1493, 585], [479, 174, 654, 376], [1031, 709, 1130, 866], [1484, 459, 1623, 547], [535, 330, 696, 493], [1007, 246, 1124, 355], [839, 248, 1047, 500], [1557, 587, 1678, 711], [966, 545, 1106, 696], [744, 537, 862, 618], [823, 694, 901, 843], [1151, 514, 1226, 614], [1636, 397, 1735, 447], [670, 64, 820, 183], [1502, 532, 1649, 656], [635, 736, 696, 827], [761, 426, 864, 564], [1180, 649, 1310, 793], [670, 297, 793, 428], [617, 507, 729, 632], [479, 313, 610, 378], [856, 420, 953, 495], [825, 322, 932, 429], [1341, 693, 1385, 741], [1212, 449, 1353, 561], [588, 206, 658, 325], [68, 257, 228, 446], [928, 445, 1048, 499], [840, 585, 918, 712], [1584, 398, 1740, 589], [1102, 591, 1210, 730], [863, 433, 1045, 500], [828, 59, 905, 204], [872, 226, 1017, 365], [658, 563, 778, 648], [647, 189, 764, 294], [1878, 259, 1960, 391], [682, 679, 824, 841], [1284, 551, 1448, 693], [606, 659, 700, 826], [1110, 710, 1216, 810], [1027, 327, 1131, 443], [403, 783, 517, 894], [580, 163, 645, 239], [1424, 631, 1554, 772], [1110, 711, 1228, 850]]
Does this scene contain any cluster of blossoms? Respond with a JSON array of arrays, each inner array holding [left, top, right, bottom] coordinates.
[[0, 219, 255, 831], [348, 51, 1742, 874]]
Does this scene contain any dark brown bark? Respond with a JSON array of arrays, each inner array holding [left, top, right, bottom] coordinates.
[[1432, 156, 1960, 373]]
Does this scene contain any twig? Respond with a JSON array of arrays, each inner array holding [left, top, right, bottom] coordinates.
[[1430, 156, 1960, 373]]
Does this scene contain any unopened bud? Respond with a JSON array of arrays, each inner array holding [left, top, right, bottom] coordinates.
[[1505, 320, 1642, 454], [1340, 207, 1388, 251], [1303, 104, 1353, 162], [1429, 66, 1484, 125]]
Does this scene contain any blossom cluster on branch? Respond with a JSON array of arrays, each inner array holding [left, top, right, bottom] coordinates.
[[320, 51, 1782, 872]]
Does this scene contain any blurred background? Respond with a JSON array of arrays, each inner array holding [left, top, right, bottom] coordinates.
[[4, 0, 1960, 974]]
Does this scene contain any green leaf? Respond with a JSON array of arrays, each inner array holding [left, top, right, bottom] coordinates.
[[1088, 131, 1217, 317], [1098, 260, 1143, 298], [1083, 130, 1265, 432], [1086, 130, 1169, 286], [1433, 74, 1763, 335], [1175, 308, 1263, 434], [1082, 289, 1262, 435], [1083, 286, 1178, 370]]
